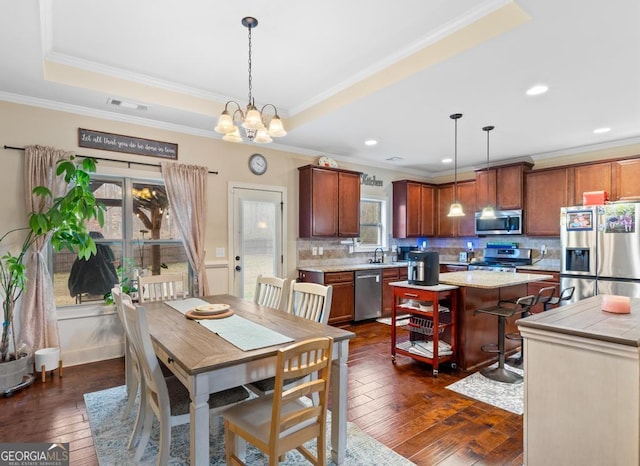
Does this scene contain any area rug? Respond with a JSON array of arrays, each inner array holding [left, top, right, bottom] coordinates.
[[376, 314, 410, 326], [84, 385, 415, 465], [445, 362, 524, 415]]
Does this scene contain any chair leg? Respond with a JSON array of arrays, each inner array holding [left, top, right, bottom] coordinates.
[[128, 385, 146, 449], [158, 411, 171, 466], [134, 401, 153, 462]]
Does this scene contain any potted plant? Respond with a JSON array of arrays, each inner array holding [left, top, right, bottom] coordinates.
[[0, 156, 104, 389]]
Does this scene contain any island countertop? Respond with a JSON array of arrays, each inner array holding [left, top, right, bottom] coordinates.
[[438, 270, 553, 289], [518, 295, 640, 347]]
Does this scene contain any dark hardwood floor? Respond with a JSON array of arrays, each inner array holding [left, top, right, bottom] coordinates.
[[0, 321, 523, 465]]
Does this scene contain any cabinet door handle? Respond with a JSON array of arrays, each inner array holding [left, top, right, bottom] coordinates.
[[404, 293, 419, 297]]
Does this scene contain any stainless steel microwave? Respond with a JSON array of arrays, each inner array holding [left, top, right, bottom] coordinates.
[[474, 209, 523, 235]]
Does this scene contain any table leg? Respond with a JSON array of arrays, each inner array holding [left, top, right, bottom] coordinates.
[[331, 339, 349, 464], [190, 388, 210, 466]]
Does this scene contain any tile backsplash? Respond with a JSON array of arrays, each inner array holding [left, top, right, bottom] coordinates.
[[297, 236, 561, 268]]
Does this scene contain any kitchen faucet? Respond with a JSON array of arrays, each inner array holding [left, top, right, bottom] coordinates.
[[370, 247, 384, 264]]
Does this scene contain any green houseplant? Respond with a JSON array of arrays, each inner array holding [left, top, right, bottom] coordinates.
[[0, 156, 105, 364]]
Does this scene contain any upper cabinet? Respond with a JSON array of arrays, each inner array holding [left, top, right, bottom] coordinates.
[[569, 162, 612, 206], [298, 165, 361, 238], [525, 167, 570, 236], [392, 180, 436, 238], [568, 158, 640, 205], [475, 162, 533, 211], [613, 158, 640, 200], [436, 181, 476, 237]]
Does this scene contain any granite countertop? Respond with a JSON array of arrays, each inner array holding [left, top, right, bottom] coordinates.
[[438, 270, 554, 289], [297, 262, 408, 273], [518, 295, 640, 347], [297, 262, 560, 274]]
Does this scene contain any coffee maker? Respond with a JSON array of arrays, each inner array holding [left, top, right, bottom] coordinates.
[[407, 251, 439, 286]]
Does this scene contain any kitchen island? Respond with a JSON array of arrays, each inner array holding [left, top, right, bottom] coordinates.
[[437, 270, 553, 371], [518, 295, 640, 466]]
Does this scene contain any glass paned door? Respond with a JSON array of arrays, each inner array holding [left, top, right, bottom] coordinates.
[[232, 187, 283, 300]]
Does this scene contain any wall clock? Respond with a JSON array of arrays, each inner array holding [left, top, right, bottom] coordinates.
[[248, 153, 267, 175]]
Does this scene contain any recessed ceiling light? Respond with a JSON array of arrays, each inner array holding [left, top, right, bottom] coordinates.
[[442, 158, 453, 163], [385, 156, 403, 161], [364, 139, 378, 146], [593, 127, 611, 134], [526, 85, 549, 96]]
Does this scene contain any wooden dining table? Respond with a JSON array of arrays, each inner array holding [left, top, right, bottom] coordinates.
[[143, 294, 355, 466]]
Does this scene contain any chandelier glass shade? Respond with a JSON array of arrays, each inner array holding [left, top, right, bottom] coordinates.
[[447, 113, 465, 217], [480, 125, 496, 219], [214, 17, 286, 144]]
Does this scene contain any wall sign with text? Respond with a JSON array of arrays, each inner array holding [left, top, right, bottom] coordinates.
[[360, 173, 383, 187], [78, 128, 178, 159]]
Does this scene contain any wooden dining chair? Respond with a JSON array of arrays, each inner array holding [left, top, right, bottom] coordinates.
[[112, 285, 146, 451], [137, 272, 186, 303], [246, 281, 333, 398], [254, 275, 288, 311], [120, 299, 250, 465], [223, 336, 333, 466], [285, 281, 333, 325]]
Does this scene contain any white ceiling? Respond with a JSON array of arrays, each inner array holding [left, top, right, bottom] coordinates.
[[1, 0, 639, 176]]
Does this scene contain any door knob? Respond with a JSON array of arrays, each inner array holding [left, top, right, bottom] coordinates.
[[235, 265, 242, 271]]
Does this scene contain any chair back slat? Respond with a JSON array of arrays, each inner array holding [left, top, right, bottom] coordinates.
[[254, 275, 288, 311], [286, 281, 332, 324], [138, 272, 187, 303]]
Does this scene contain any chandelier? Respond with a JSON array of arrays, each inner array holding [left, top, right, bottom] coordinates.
[[214, 17, 286, 144], [447, 113, 465, 217]]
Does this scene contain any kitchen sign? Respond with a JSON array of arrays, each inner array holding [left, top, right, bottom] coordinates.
[[78, 128, 178, 159], [361, 173, 383, 187]]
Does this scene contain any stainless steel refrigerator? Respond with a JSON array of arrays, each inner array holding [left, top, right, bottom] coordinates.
[[560, 203, 640, 303]]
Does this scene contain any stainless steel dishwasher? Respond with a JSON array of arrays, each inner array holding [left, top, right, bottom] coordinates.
[[354, 269, 382, 321]]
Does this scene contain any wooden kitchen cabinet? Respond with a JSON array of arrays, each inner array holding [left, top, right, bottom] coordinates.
[[570, 161, 612, 206], [382, 267, 400, 317], [475, 162, 532, 211], [297, 269, 354, 325], [440, 264, 468, 273], [437, 181, 475, 237], [298, 165, 361, 238], [392, 180, 436, 238], [612, 158, 640, 200], [525, 167, 569, 236]]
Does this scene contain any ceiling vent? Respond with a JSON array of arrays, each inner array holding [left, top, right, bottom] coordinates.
[[107, 98, 148, 111]]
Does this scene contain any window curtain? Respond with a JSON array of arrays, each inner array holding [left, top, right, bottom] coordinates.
[[160, 162, 210, 296], [19, 145, 68, 352]]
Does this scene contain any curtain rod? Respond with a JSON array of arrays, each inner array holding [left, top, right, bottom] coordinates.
[[3, 145, 219, 175]]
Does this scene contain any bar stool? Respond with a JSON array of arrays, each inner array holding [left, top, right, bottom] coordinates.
[[543, 286, 575, 312], [475, 295, 535, 383], [506, 286, 556, 368]]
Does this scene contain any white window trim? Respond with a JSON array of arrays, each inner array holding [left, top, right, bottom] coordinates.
[[358, 195, 388, 252]]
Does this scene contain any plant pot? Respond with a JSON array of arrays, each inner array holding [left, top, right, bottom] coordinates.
[[0, 355, 30, 391]]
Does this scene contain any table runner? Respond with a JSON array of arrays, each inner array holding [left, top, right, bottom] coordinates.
[[198, 315, 294, 351], [164, 298, 294, 351], [164, 298, 210, 315]]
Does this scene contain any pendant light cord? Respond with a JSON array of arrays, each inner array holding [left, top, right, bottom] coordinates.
[[247, 24, 253, 105]]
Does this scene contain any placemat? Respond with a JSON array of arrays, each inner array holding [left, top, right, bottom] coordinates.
[[198, 314, 294, 351], [164, 298, 210, 315]]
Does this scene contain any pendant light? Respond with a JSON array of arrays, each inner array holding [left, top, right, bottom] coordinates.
[[447, 113, 465, 217], [214, 17, 287, 144], [480, 125, 496, 219]]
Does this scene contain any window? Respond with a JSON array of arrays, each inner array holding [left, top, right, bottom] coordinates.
[[52, 175, 191, 306], [359, 197, 387, 249]]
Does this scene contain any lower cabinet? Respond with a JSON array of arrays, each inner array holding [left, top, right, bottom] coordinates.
[[382, 268, 400, 317], [440, 264, 468, 273], [297, 270, 354, 325]]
